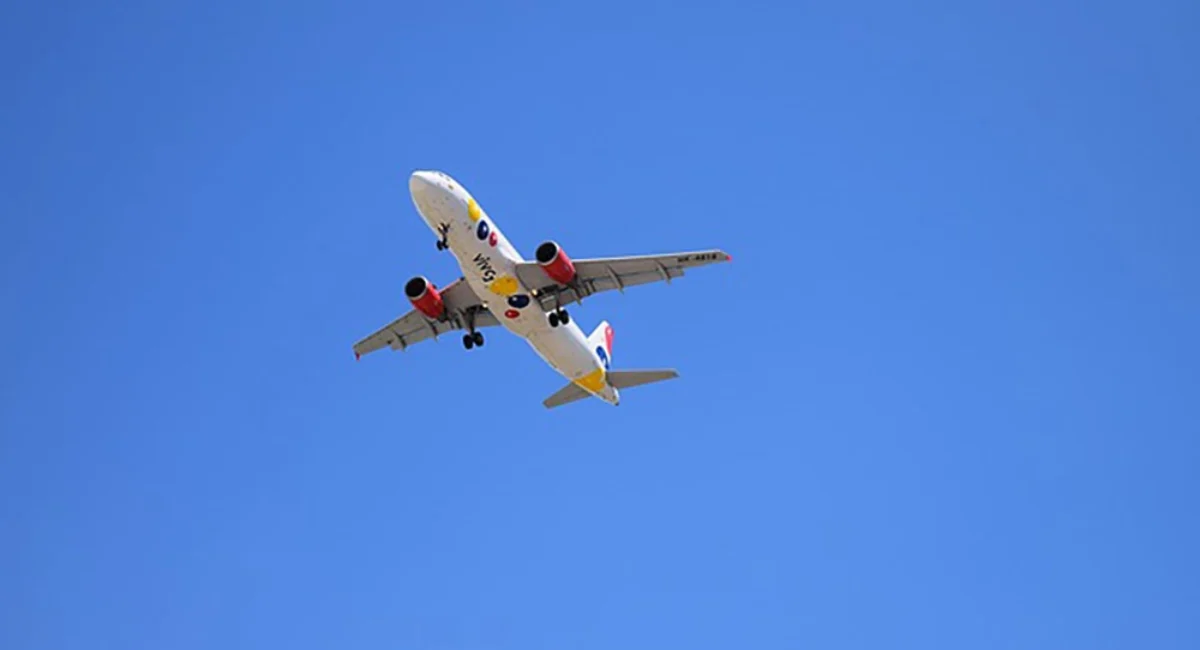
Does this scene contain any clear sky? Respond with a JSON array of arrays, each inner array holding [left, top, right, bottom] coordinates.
[[2, 1, 1198, 648]]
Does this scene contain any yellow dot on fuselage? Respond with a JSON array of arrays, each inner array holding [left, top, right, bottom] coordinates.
[[468, 198, 482, 222], [488, 275, 519, 296]]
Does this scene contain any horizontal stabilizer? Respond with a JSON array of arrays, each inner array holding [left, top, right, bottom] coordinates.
[[606, 369, 679, 389], [542, 369, 680, 409], [543, 382, 591, 409]]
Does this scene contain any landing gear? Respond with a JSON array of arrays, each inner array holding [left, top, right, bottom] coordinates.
[[547, 308, 570, 327], [462, 308, 484, 349], [435, 222, 450, 251], [463, 333, 487, 350]]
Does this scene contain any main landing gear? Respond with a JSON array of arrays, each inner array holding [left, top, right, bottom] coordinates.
[[462, 331, 484, 349], [461, 306, 484, 350], [547, 308, 570, 327]]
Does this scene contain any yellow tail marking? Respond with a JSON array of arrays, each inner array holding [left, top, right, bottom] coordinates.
[[573, 368, 607, 393]]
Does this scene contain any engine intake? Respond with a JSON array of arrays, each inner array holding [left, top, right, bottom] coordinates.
[[535, 240, 576, 285], [405, 275, 445, 319]]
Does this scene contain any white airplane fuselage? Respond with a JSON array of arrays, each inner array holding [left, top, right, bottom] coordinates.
[[407, 170, 620, 405]]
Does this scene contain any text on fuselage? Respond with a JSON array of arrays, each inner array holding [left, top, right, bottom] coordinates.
[[473, 253, 498, 282]]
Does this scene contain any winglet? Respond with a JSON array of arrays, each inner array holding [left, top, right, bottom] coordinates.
[[355, 351, 361, 361]]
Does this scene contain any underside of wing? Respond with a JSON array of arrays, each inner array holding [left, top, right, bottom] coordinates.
[[513, 249, 731, 310], [352, 277, 497, 360]]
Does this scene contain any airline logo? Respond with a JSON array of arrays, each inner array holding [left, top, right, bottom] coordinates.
[[596, 345, 610, 370]]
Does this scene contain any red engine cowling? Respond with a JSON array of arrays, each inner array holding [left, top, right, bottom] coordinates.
[[405, 275, 445, 319], [535, 240, 576, 285]]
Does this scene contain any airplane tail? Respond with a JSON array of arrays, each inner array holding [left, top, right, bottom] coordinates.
[[541, 368, 680, 409], [542, 320, 679, 409], [606, 369, 679, 389], [587, 320, 615, 368]]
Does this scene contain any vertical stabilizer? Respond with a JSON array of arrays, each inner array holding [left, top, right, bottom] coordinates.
[[587, 320, 614, 369]]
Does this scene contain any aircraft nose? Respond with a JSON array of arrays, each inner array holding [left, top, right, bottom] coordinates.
[[409, 170, 439, 195]]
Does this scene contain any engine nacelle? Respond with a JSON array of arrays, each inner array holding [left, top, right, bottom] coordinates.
[[535, 240, 576, 285], [404, 275, 445, 319]]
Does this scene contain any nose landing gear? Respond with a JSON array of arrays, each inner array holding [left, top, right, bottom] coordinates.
[[435, 222, 450, 251]]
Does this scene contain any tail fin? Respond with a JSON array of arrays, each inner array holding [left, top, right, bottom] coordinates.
[[541, 322, 679, 409], [587, 320, 615, 368]]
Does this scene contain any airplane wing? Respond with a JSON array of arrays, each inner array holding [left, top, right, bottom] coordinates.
[[352, 277, 499, 359], [513, 249, 732, 310]]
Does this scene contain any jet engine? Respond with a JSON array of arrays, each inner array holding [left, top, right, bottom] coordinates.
[[405, 275, 445, 319], [535, 240, 576, 285]]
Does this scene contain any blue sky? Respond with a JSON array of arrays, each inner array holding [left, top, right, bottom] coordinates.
[[2, 1, 1198, 648]]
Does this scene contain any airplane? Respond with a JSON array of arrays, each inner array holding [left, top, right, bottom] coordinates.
[[352, 170, 732, 408]]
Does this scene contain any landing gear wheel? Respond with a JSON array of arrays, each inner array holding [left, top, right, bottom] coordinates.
[[436, 240, 447, 251], [462, 334, 474, 350], [472, 331, 484, 347], [548, 312, 560, 327], [558, 309, 570, 324]]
